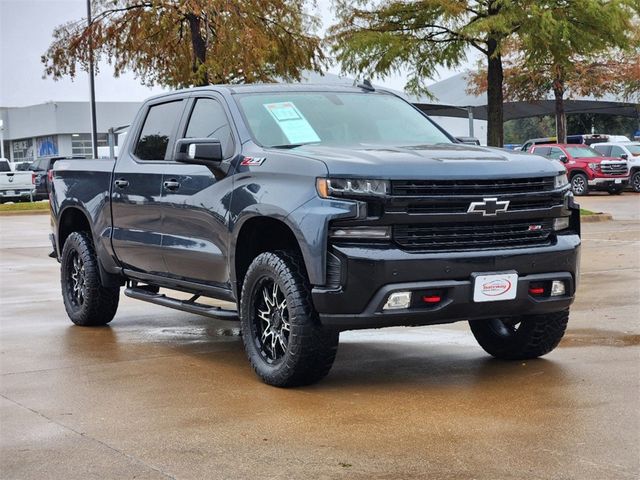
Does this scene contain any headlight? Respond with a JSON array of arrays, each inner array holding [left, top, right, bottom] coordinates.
[[588, 163, 600, 171], [554, 173, 569, 189], [316, 178, 389, 198]]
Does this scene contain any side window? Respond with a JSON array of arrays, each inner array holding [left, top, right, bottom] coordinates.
[[534, 147, 550, 156], [135, 100, 183, 160], [593, 145, 610, 156], [184, 98, 235, 158], [548, 147, 564, 159], [610, 146, 625, 158]]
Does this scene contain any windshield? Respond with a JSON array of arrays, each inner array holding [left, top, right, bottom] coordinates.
[[235, 91, 452, 148], [565, 146, 601, 158], [626, 144, 640, 155]]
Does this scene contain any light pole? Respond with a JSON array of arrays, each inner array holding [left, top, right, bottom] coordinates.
[[0, 119, 5, 159], [87, 0, 98, 158]]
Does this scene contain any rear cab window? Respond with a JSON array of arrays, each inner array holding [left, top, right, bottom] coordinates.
[[134, 100, 184, 161]]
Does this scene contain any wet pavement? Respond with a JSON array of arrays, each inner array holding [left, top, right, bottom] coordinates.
[[1, 196, 639, 479]]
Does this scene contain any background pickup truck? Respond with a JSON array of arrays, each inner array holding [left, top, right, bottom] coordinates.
[[530, 144, 629, 195], [50, 84, 581, 387], [0, 158, 34, 202]]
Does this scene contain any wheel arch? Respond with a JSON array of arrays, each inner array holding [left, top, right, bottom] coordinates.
[[231, 214, 307, 299], [57, 205, 124, 287]]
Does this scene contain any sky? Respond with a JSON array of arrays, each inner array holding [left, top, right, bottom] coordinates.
[[0, 0, 476, 107]]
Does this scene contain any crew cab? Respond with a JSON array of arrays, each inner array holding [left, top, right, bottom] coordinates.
[[592, 142, 640, 193], [530, 144, 629, 195], [0, 158, 35, 202], [50, 84, 581, 387]]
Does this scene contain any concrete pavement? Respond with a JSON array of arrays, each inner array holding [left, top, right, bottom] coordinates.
[[1, 197, 639, 479]]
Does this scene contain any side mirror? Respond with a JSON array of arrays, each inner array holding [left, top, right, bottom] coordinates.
[[174, 138, 223, 165], [558, 155, 568, 163], [621, 153, 628, 160]]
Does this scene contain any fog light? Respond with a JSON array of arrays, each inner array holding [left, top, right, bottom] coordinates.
[[553, 217, 570, 231], [383, 291, 412, 310], [551, 280, 566, 296]]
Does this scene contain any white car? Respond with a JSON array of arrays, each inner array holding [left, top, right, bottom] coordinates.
[[592, 142, 640, 192]]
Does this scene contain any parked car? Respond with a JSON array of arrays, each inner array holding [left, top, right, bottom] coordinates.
[[50, 84, 580, 387], [31, 156, 84, 200], [520, 137, 557, 152], [530, 144, 628, 195], [0, 158, 35, 202], [592, 142, 640, 192]]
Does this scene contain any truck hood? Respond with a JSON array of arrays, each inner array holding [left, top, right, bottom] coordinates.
[[285, 143, 564, 179]]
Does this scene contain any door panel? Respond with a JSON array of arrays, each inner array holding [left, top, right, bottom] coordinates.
[[158, 96, 236, 287], [159, 163, 233, 286], [111, 99, 184, 274]]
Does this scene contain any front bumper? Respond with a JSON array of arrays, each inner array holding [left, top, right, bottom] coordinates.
[[588, 177, 628, 187], [312, 234, 580, 331]]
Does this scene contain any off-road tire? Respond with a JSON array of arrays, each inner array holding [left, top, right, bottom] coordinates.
[[631, 171, 640, 193], [239, 251, 339, 387], [570, 173, 589, 196], [469, 310, 569, 360], [61, 231, 119, 326]]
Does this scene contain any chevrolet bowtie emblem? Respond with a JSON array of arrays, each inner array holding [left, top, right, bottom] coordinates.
[[467, 197, 510, 216]]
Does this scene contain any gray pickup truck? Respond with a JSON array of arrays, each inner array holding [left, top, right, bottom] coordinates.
[[50, 84, 581, 387]]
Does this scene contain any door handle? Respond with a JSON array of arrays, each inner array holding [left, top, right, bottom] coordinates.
[[114, 178, 129, 188], [163, 180, 181, 191]]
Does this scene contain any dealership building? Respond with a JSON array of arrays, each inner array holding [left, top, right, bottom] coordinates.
[[0, 101, 141, 163]]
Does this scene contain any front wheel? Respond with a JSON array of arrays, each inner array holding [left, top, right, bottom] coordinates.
[[61, 231, 120, 326], [631, 171, 640, 193], [570, 173, 589, 196], [240, 251, 339, 387], [469, 310, 569, 360]]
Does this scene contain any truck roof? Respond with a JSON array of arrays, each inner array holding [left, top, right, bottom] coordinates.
[[144, 83, 396, 102]]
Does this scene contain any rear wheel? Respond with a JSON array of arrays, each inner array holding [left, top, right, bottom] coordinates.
[[61, 231, 120, 326], [631, 171, 640, 193], [239, 251, 339, 387], [570, 173, 589, 196], [469, 310, 569, 360]]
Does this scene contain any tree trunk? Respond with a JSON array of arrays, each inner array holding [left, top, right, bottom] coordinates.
[[553, 83, 567, 143], [186, 13, 208, 86], [486, 38, 504, 147]]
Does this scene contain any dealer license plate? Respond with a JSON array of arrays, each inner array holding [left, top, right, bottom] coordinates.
[[472, 272, 518, 302]]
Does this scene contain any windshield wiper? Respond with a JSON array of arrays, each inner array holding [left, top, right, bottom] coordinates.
[[268, 143, 312, 149]]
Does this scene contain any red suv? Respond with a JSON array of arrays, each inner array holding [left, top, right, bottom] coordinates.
[[530, 144, 629, 195]]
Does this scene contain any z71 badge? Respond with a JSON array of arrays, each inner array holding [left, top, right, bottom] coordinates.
[[241, 156, 266, 166]]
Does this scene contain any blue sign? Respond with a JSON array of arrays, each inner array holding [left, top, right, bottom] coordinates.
[[37, 136, 58, 156]]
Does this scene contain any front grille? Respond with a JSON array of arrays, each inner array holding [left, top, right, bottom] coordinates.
[[405, 197, 562, 214], [393, 219, 554, 251], [392, 177, 555, 196], [600, 163, 627, 175]]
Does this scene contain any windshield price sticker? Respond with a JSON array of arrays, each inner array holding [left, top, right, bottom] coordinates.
[[263, 102, 321, 144]]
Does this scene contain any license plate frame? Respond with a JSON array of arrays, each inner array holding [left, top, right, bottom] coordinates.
[[472, 272, 518, 303]]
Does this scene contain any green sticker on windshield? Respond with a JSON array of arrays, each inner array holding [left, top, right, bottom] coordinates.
[[264, 102, 320, 144]]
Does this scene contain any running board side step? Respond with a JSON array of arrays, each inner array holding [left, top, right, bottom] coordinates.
[[124, 287, 239, 321]]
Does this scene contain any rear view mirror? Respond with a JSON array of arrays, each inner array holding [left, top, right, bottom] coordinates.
[[621, 153, 628, 160], [174, 138, 223, 165], [558, 155, 568, 163]]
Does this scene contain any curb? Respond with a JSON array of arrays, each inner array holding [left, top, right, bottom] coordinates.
[[581, 213, 613, 223], [0, 210, 50, 217]]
